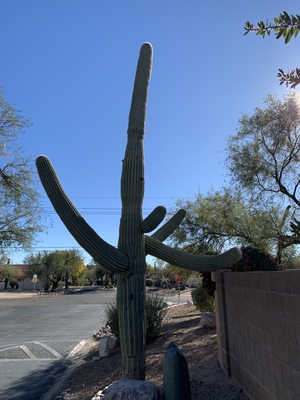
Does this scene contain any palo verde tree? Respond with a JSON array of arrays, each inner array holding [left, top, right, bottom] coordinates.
[[170, 188, 293, 265], [244, 11, 300, 88], [225, 92, 300, 262], [226, 93, 300, 205], [35, 43, 241, 380], [170, 93, 300, 264], [0, 87, 43, 256]]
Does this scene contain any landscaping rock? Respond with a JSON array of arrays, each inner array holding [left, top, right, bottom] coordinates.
[[200, 312, 216, 328], [92, 379, 159, 400], [99, 334, 118, 358]]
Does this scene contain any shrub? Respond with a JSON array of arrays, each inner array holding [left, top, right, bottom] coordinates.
[[146, 278, 153, 287], [104, 301, 119, 338], [145, 293, 167, 342], [191, 284, 215, 312], [105, 293, 167, 343], [153, 277, 172, 289], [201, 272, 215, 297], [230, 246, 281, 272], [76, 278, 91, 286]]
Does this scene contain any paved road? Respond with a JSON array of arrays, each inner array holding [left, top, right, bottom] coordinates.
[[0, 288, 116, 400], [0, 288, 191, 400]]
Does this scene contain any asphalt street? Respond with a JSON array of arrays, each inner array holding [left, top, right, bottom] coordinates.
[[0, 288, 116, 400], [0, 288, 191, 400]]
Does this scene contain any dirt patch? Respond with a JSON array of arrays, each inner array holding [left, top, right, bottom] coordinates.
[[52, 304, 249, 400]]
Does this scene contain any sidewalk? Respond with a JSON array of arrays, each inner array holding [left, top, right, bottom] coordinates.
[[0, 289, 37, 299]]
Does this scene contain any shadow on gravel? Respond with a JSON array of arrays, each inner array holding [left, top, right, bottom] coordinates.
[[47, 287, 114, 296], [66, 287, 101, 295], [0, 358, 71, 400]]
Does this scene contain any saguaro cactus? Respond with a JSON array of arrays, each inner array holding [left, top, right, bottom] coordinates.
[[36, 43, 241, 380]]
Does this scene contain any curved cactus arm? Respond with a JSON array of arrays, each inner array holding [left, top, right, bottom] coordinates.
[[151, 208, 187, 242], [36, 155, 129, 273], [145, 235, 242, 272], [141, 206, 166, 233]]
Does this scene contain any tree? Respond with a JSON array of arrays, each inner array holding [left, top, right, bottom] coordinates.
[[170, 188, 292, 264], [35, 43, 241, 380], [226, 93, 300, 207], [0, 263, 21, 283], [170, 93, 300, 264], [244, 11, 300, 88], [0, 87, 43, 255], [24, 249, 84, 291], [85, 259, 109, 285], [164, 263, 197, 286]]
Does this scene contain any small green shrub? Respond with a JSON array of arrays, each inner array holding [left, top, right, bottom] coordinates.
[[145, 293, 167, 342], [153, 278, 172, 288], [76, 278, 91, 286], [105, 293, 167, 343], [191, 284, 215, 312], [104, 301, 119, 338]]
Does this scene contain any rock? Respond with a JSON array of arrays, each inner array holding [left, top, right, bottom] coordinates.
[[186, 299, 193, 307], [99, 334, 118, 358], [53, 388, 71, 400], [99, 336, 109, 358], [92, 379, 159, 400], [108, 335, 118, 350], [200, 312, 216, 328]]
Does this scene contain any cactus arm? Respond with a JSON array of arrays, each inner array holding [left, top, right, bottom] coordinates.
[[36, 155, 129, 273], [141, 206, 166, 233], [151, 208, 187, 242], [145, 235, 242, 271]]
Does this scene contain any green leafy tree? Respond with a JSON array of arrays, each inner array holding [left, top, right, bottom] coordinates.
[[164, 263, 198, 285], [225, 92, 300, 260], [24, 249, 84, 291], [0, 263, 21, 283], [170, 93, 300, 265], [170, 188, 289, 259], [244, 11, 300, 88], [0, 87, 43, 255], [171, 95, 300, 264], [226, 93, 300, 205]]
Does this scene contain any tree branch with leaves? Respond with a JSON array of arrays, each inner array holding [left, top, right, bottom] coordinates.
[[244, 11, 300, 88], [0, 87, 44, 256]]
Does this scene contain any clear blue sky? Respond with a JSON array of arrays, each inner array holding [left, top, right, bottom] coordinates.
[[1, 0, 298, 265]]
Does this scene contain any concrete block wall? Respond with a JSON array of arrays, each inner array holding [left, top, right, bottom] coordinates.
[[215, 270, 300, 400]]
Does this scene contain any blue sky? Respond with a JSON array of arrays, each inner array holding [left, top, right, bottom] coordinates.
[[1, 1, 299, 265]]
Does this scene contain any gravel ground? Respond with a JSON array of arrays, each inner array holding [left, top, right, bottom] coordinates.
[[49, 303, 249, 400]]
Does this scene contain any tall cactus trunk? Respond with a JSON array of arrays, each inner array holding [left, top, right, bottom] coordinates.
[[117, 43, 152, 380], [35, 42, 242, 383]]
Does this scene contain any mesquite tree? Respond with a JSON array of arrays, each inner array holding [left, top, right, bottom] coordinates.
[[36, 43, 241, 380]]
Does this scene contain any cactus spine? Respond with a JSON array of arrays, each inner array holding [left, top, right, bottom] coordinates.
[[36, 43, 241, 380]]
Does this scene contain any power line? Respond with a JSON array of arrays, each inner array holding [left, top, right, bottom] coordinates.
[[40, 206, 182, 216]]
